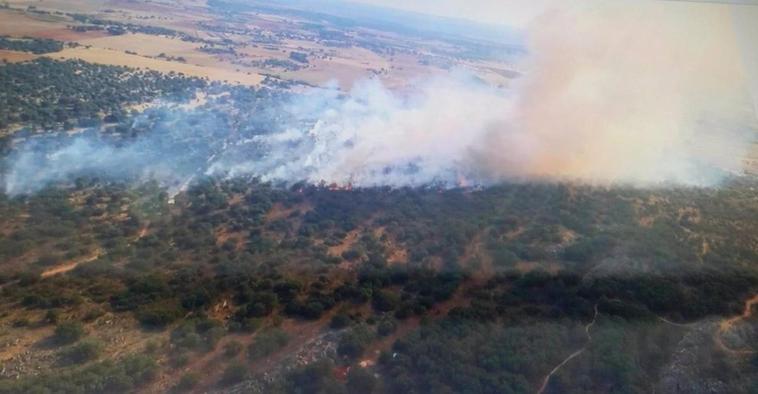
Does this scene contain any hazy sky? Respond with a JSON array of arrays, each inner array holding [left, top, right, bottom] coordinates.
[[350, 0, 758, 29], [349, 0, 551, 27]]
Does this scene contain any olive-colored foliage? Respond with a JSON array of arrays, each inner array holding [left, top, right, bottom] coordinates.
[[248, 328, 289, 360], [0, 354, 157, 393], [0, 35, 63, 54], [219, 362, 248, 386], [59, 339, 103, 365], [1, 162, 757, 394], [52, 321, 85, 345], [0, 58, 205, 130], [172, 373, 200, 393]]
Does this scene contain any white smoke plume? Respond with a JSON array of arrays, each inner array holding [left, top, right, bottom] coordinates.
[[218, 0, 756, 187], [2, 109, 231, 195], [212, 75, 513, 187], [474, 0, 756, 184], [2, 0, 756, 194]]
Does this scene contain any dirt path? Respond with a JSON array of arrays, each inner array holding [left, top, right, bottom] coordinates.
[[657, 316, 695, 328], [40, 250, 102, 278], [265, 202, 313, 223], [1, 249, 102, 288], [328, 229, 362, 258], [714, 294, 758, 355], [151, 334, 251, 392], [537, 304, 599, 394], [137, 221, 150, 240], [248, 311, 337, 376]]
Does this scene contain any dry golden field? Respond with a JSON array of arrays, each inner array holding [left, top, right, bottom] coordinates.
[[52, 46, 265, 85], [0, 49, 37, 63], [0, 0, 520, 90]]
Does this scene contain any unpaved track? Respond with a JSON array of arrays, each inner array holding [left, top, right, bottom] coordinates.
[[658, 316, 694, 328], [537, 304, 599, 394], [40, 250, 102, 278], [715, 294, 758, 355], [656, 295, 756, 355], [0, 250, 102, 289]]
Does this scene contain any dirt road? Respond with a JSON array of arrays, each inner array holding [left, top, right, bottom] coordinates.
[[537, 304, 599, 394], [40, 250, 102, 278]]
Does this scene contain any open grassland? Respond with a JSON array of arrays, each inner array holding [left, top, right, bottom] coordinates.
[[0, 50, 37, 63], [5, 0, 106, 13], [0, 8, 108, 41], [0, 9, 70, 37], [52, 46, 264, 86], [74, 33, 199, 57]]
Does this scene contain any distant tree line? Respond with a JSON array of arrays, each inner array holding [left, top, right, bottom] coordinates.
[[0, 35, 64, 54]]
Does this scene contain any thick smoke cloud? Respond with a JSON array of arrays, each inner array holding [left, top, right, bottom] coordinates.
[[213, 75, 512, 187], [2, 0, 756, 195], [473, 0, 755, 184], [226, 0, 756, 187]]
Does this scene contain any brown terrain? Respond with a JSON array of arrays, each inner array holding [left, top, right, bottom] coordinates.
[[0, 0, 518, 90]]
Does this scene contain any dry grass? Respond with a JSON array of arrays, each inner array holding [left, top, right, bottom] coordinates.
[[265, 202, 313, 222], [328, 229, 362, 258], [6, 0, 107, 14], [74, 33, 199, 58], [51, 47, 264, 86], [0, 49, 37, 63], [0, 9, 69, 36], [0, 8, 109, 41]]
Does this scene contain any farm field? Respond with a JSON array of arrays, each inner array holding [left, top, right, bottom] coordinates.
[[0, 0, 519, 90], [53, 46, 265, 86]]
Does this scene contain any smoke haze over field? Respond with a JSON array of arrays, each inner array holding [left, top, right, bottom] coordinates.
[[2, 0, 757, 194], [2, 109, 232, 195]]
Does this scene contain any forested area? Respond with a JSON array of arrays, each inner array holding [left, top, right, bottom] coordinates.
[[0, 58, 206, 130], [0, 176, 757, 393]]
